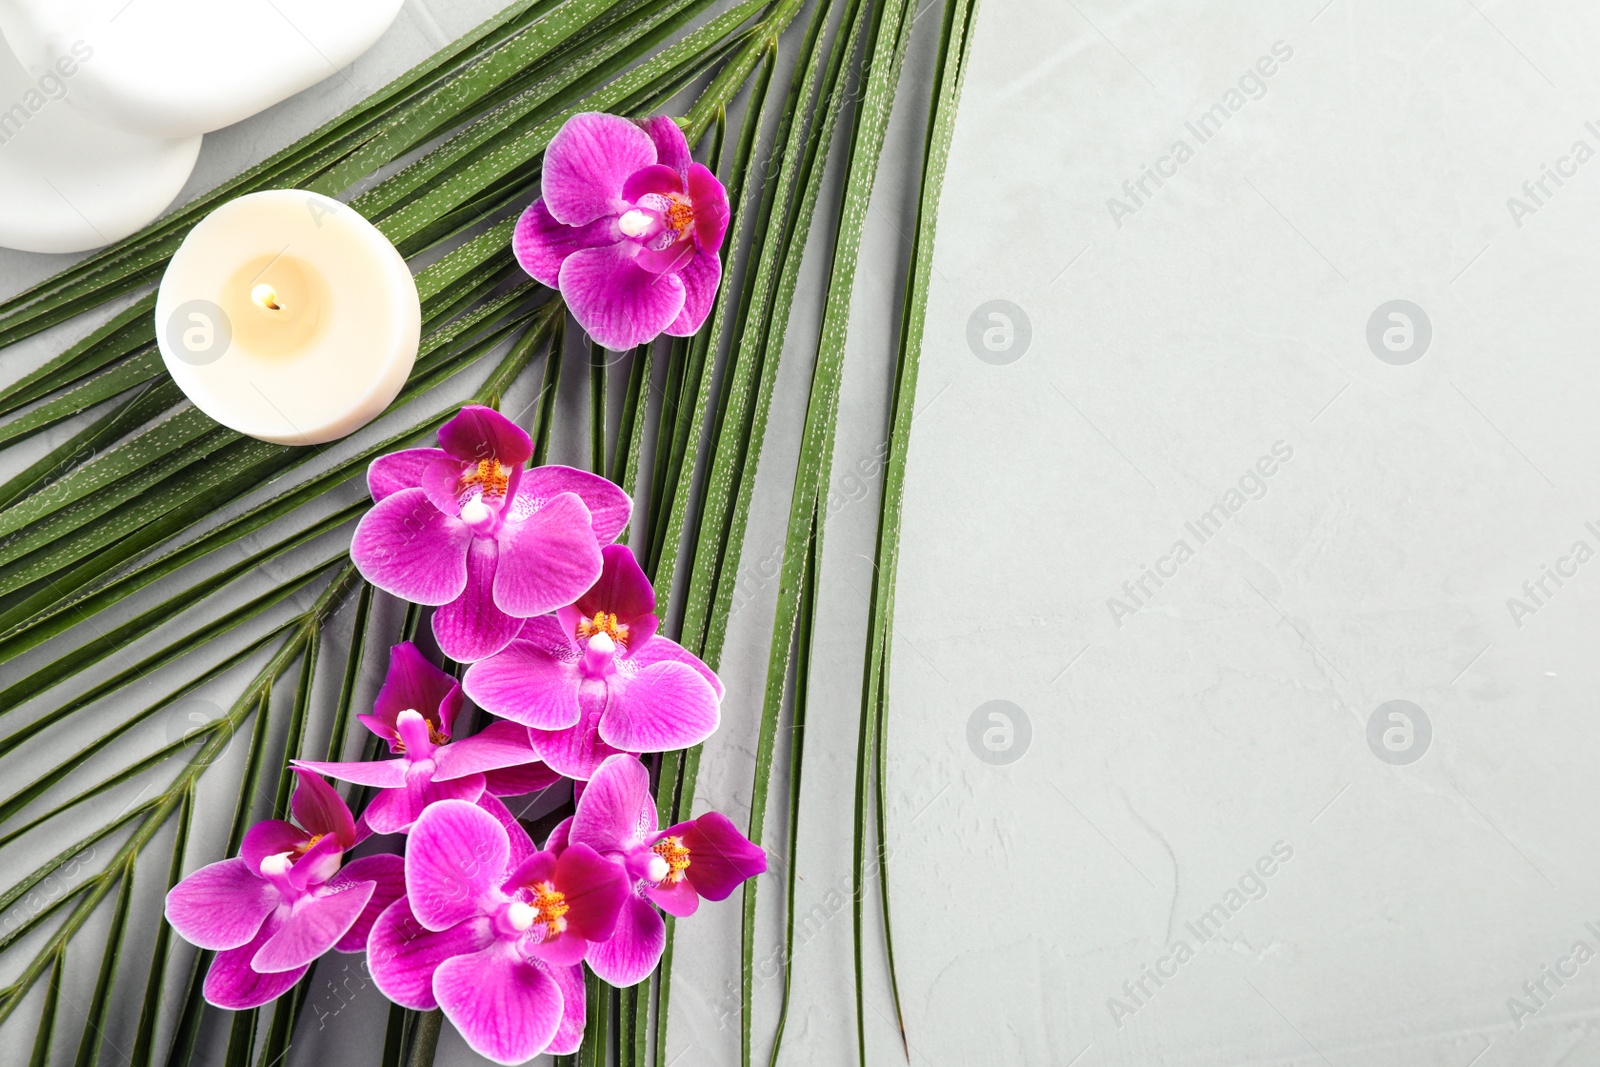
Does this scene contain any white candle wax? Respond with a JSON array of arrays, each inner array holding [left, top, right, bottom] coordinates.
[[0, 33, 199, 252], [156, 190, 419, 446], [0, 0, 405, 138]]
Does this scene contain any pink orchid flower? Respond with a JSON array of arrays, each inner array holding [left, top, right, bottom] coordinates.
[[292, 642, 558, 834], [462, 544, 722, 780], [164, 770, 403, 1009], [563, 754, 765, 986], [513, 112, 730, 351], [350, 405, 631, 662], [367, 799, 627, 1064]]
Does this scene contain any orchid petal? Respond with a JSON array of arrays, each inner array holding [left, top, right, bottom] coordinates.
[[627, 631, 724, 699], [570, 754, 655, 852], [542, 112, 656, 226], [635, 233, 697, 276], [437, 404, 533, 466], [355, 713, 397, 750], [528, 699, 622, 782], [351, 487, 472, 606], [664, 248, 722, 338], [687, 162, 730, 253], [505, 843, 625, 955], [291, 769, 356, 847], [434, 946, 565, 1065], [645, 877, 699, 918], [462, 619, 582, 730], [513, 198, 620, 287], [433, 538, 524, 662], [552, 843, 629, 942], [597, 661, 720, 753], [290, 757, 409, 789], [434, 720, 546, 780], [547, 963, 587, 1056], [420, 454, 467, 517], [677, 812, 767, 901], [374, 642, 462, 735], [528, 926, 589, 967], [493, 492, 604, 617], [239, 820, 307, 876], [369, 448, 447, 502], [164, 858, 277, 950], [363, 764, 485, 837], [544, 816, 573, 855], [252, 879, 374, 972], [331, 853, 406, 951], [477, 793, 540, 871], [287, 833, 345, 891], [586, 893, 664, 987], [406, 799, 510, 931], [512, 464, 632, 543], [368, 898, 494, 1011], [483, 760, 562, 797], [575, 544, 657, 626], [559, 242, 686, 351], [635, 115, 690, 177], [203, 912, 306, 1009], [621, 163, 684, 202]]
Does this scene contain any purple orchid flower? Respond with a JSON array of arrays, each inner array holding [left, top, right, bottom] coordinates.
[[292, 642, 559, 834], [513, 112, 730, 351], [462, 544, 722, 780], [351, 405, 631, 662], [562, 754, 765, 986], [164, 770, 403, 1009], [367, 799, 627, 1064]]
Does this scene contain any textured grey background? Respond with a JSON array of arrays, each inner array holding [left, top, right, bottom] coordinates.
[[5, 0, 1600, 1065]]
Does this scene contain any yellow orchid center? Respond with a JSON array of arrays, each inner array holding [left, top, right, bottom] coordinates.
[[578, 611, 629, 647], [292, 833, 325, 860], [530, 880, 569, 932], [652, 836, 691, 884], [663, 196, 695, 237], [459, 458, 511, 501]]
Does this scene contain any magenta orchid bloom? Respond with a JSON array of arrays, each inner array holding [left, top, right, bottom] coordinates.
[[367, 799, 628, 1064], [351, 405, 631, 662], [164, 770, 402, 1009], [293, 642, 558, 834], [563, 755, 765, 986], [462, 544, 722, 780], [513, 112, 730, 351]]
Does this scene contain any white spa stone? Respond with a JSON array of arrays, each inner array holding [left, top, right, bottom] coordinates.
[[0, 35, 199, 253], [0, 0, 406, 138], [155, 190, 419, 446]]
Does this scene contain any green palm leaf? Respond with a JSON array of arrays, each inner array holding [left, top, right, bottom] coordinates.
[[0, 0, 976, 1062]]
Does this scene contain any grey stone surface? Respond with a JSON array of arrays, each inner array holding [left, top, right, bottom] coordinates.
[[5, 0, 1600, 1065]]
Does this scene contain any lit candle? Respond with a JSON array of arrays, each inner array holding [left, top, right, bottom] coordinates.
[[156, 189, 420, 446]]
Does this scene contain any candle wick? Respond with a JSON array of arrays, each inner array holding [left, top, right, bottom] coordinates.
[[251, 283, 285, 312]]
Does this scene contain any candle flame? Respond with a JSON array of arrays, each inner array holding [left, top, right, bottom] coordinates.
[[251, 283, 284, 311]]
